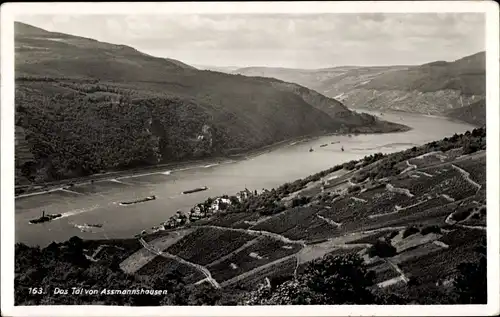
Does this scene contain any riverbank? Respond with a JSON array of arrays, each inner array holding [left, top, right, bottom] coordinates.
[[16, 123, 410, 198], [355, 107, 483, 128]]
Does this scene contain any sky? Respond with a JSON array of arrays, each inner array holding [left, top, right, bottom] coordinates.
[[16, 13, 486, 69]]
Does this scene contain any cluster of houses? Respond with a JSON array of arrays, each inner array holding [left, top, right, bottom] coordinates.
[[188, 188, 255, 222], [149, 188, 256, 233]]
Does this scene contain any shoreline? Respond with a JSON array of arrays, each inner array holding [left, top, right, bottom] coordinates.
[[354, 107, 482, 127], [15, 133, 332, 199], [15, 123, 410, 199]]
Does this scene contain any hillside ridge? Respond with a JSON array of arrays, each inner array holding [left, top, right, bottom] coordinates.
[[15, 22, 408, 186], [234, 52, 486, 126]]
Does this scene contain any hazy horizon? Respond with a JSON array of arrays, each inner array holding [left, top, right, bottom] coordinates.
[[16, 13, 485, 69]]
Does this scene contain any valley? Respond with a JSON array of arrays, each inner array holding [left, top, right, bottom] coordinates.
[[233, 52, 486, 126], [14, 22, 407, 187], [15, 127, 487, 305]]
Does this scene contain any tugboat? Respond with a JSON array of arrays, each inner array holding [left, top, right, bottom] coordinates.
[[309, 147, 314, 152], [29, 210, 62, 224], [120, 195, 156, 205], [182, 186, 208, 195]]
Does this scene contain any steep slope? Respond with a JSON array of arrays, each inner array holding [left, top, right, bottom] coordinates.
[[234, 52, 486, 125], [446, 99, 486, 126], [14, 22, 406, 184]]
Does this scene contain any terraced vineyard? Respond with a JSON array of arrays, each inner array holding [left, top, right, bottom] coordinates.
[[137, 256, 205, 284], [111, 145, 486, 303], [166, 227, 255, 266], [455, 156, 487, 186], [207, 237, 302, 283]]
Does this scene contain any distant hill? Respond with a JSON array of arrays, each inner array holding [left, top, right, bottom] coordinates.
[[235, 52, 486, 126], [14, 22, 407, 185]]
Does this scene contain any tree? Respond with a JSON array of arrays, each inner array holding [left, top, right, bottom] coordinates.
[[367, 239, 397, 258], [245, 254, 376, 305], [187, 283, 221, 305], [454, 240, 487, 304]]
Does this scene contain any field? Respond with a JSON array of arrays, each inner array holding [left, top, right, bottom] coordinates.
[[136, 256, 205, 284], [318, 197, 367, 222], [222, 256, 297, 290], [368, 262, 400, 284], [205, 212, 261, 229], [83, 238, 142, 265], [408, 153, 444, 168], [390, 167, 462, 197], [454, 156, 486, 186], [251, 206, 339, 241], [207, 237, 302, 282], [166, 227, 255, 265]]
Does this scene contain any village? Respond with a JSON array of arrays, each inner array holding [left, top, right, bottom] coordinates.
[[145, 188, 257, 235]]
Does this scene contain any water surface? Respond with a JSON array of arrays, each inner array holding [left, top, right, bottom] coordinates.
[[15, 111, 476, 246]]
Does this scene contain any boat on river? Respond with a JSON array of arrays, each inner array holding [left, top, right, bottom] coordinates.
[[85, 223, 103, 228], [320, 144, 328, 148], [29, 211, 62, 224], [309, 148, 314, 152], [182, 186, 208, 195], [120, 195, 156, 205]]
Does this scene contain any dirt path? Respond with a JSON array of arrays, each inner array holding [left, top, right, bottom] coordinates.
[[200, 225, 307, 246], [316, 214, 342, 227], [451, 164, 482, 190], [441, 194, 455, 202], [206, 237, 262, 267], [386, 183, 414, 197], [139, 238, 221, 289], [413, 170, 434, 178], [386, 259, 409, 283], [458, 224, 486, 231], [220, 254, 297, 288], [400, 160, 417, 174]]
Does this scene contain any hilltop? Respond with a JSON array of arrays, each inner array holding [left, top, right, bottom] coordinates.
[[15, 127, 487, 305], [234, 52, 486, 126], [14, 22, 407, 186]]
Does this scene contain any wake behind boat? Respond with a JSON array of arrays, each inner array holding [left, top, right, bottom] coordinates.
[[182, 186, 208, 195], [120, 195, 156, 206]]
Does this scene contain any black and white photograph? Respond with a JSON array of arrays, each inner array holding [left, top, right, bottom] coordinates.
[[1, 1, 499, 316]]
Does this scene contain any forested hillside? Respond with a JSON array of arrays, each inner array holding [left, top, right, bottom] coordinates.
[[15, 22, 407, 185]]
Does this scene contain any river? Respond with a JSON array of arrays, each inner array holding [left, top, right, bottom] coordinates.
[[14, 110, 476, 246]]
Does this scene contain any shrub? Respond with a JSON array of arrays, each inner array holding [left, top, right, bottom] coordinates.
[[402, 226, 420, 239], [367, 240, 397, 258], [451, 209, 471, 222], [420, 225, 441, 235]]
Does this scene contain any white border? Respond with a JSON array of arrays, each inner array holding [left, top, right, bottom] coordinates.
[[1, 1, 499, 316]]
